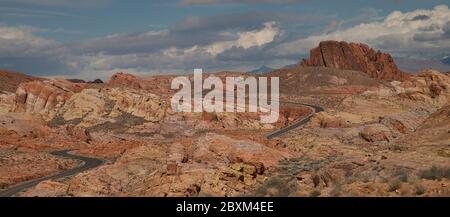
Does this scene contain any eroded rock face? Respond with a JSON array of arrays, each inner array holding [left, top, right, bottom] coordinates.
[[108, 72, 175, 95], [359, 124, 393, 142], [53, 87, 169, 128], [13, 79, 85, 120], [191, 133, 290, 167], [392, 70, 450, 106], [0, 91, 15, 114], [108, 73, 142, 89], [380, 107, 434, 136], [301, 41, 408, 81]]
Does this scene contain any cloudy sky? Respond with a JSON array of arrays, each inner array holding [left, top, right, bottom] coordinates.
[[1, 0, 450, 79]]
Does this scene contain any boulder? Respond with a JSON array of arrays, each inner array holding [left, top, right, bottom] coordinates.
[[359, 124, 393, 142]]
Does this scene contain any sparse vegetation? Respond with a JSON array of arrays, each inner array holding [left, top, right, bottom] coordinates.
[[87, 112, 146, 133], [330, 184, 342, 197], [359, 173, 371, 183], [388, 144, 407, 152], [393, 168, 410, 183], [253, 177, 297, 197], [418, 166, 450, 181], [415, 184, 426, 195], [48, 116, 82, 128], [309, 190, 321, 197], [277, 156, 337, 177], [437, 149, 450, 158], [388, 179, 402, 192]]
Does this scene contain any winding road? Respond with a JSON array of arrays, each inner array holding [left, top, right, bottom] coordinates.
[[267, 102, 324, 139], [0, 150, 103, 197], [0, 101, 321, 197]]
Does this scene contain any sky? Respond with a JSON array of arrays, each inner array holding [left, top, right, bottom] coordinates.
[[0, 0, 450, 79]]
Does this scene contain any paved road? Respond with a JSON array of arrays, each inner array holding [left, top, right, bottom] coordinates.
[[267, 101, 324, 139], [0, 150, 103, 197], [0, 102, 321, 196]]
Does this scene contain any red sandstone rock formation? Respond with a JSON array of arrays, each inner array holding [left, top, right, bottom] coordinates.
[[301, 41, 408, 81], [108, 72, 142, 89], [14, 79, 85, 117], [108, 72, 175, 95]]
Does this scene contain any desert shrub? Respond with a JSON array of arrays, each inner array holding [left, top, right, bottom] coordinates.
[[393, 168, 410, 183], [389, 144, 407, 152], [253, 177, 297, 197], [309, 190, 321, 197], [418, 166, 450, 181], [415, 184, 426, 195], [48, 116, 82, 128], [388, 179, 402, 192], [330, 184, 342, 197], [88, 112, 146, 133], [359, 173, 371, 183]]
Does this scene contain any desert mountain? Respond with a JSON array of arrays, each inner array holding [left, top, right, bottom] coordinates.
[[249, 66, 274, 74], [301, 41, 408, 81], [442, 56, 450, 65]]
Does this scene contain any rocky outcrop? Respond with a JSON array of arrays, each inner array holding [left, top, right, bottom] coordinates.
[[51, 87, 169, 128], [108, 88, 167, 122], [13, 79, 85, 120], [108, 72, 174, 95], [65, 125, 92, 143], [359, 124, 393, 142], [392, 70, 450, 106], [401, 104, 450, 146], [301, 41, 408, 81], [108, 73, 142, 89], [0, 91, 15, 114], [380, 107, 433, 136], [191, 133, 290, 167]]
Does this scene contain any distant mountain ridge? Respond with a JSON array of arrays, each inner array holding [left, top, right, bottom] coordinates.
[[442, 56, 450, 65], [248, 66, 274, 74]]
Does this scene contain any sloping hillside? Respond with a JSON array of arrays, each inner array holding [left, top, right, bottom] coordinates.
[[0, 70, 41, 93]]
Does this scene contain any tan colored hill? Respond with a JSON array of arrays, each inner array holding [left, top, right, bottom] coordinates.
[[0, 70, 41, 93]]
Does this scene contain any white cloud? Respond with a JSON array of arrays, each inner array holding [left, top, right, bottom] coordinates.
[[74, 22, 280, 79], [0, 24, 60, 57], [274, 5, 450, 58], [204, 22, 279, 55], [3, 4, 450, 79]]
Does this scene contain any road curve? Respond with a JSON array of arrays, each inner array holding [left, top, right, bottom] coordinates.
[[0, 150, 103, 197], [267, 101, 324, 139]]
